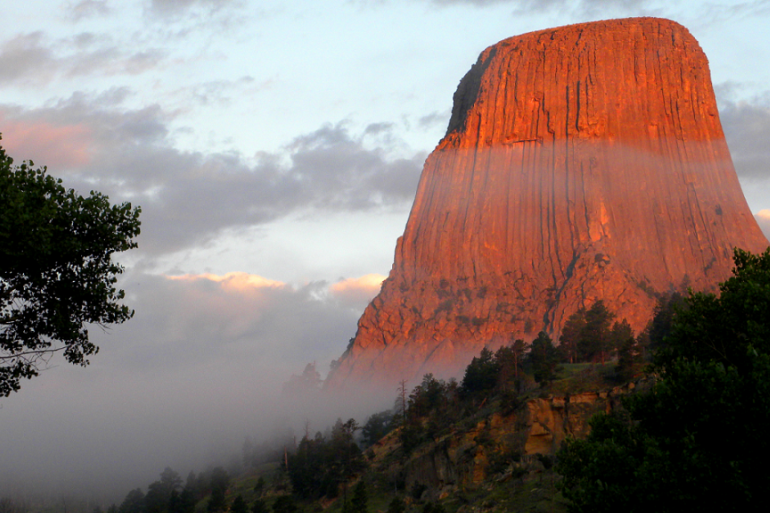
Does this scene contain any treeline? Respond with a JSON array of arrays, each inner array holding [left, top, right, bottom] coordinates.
[[112, 466, 232, 513], [556, 248, 770, 512], [286, 419, 365, 500], [109, 286, 688, 513], [557, 295, 685, 376], [351, 292, 686, 458]]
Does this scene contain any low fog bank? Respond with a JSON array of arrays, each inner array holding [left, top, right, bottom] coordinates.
[[0, 271, 395, 505]]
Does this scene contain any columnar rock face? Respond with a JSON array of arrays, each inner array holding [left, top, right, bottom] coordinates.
[[327, 18, 768, 388]]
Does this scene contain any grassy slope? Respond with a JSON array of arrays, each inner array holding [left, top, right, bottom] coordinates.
[[221, 362, 643, 513]]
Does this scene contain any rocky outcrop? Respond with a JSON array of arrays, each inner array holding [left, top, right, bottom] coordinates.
[[397, 385, 634, 495], [328, 17, 768, 388]]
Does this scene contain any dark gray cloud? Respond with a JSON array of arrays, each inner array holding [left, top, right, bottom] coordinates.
[[0, 93, 424, 258], [0, 31, 166, 85], [0, 32, 56, 84], [716, 85, 770, 181]]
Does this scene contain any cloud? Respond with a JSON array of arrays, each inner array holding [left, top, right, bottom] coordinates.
[[118, 272, 353, 370], [0, 115, 92, 167], [756, 210, 770, 240], [417, 0, 664, 17], [329, 274, 386, 309], [0, 269, 369, 501], [0, 31, 166, 85], [166, 271, 285, 290], [169, 76, 262, 109], [419, 110, 451, 130], [693, 1, 770, 25], [0, 96, 424, 258], [148, 0, 242, 16], [66, 0, 111, 21], [717, 88, 770, 181], [0, 32, 56, 84]]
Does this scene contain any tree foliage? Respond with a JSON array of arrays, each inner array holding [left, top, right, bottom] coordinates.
[[230, 496, 248, 513], [656, 248, 770, 370], [527, 332, 559, 385], [287, 418, 366, 499], [0, 497, 29, 513], [361, 410, 394, 448], [270, 496, 297, 513], [350, 481, 368, 513], [0, 138, 141, 395], [146, 468, 183, 513], [460, 347, 498, 395], [557, 248, 770, 512], [201, 467, 230, 513], [119, 489, 147, 513]]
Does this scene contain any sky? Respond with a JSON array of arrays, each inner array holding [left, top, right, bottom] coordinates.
[[1, 0, 770, 504]]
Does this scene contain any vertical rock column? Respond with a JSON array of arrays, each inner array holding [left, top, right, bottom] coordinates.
[[327, 17, 768, 389]]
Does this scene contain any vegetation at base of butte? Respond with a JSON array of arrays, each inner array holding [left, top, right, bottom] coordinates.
[[68, 247, 766, 513]]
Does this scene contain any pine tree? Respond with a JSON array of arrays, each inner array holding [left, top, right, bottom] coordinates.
[[351, 481, 368, 513]]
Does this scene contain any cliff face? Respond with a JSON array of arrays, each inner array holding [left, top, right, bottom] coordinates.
[[365, 385, 634, 498], [328, 17, 768, 387]]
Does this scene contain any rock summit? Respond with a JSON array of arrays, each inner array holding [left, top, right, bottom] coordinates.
[[327, 17, 768, 388]]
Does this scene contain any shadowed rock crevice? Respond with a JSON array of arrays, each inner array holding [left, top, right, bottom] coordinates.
[[446, 46, 498, 137], [327, 17, 769, 389]]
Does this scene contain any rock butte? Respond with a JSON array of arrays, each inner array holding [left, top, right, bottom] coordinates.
[[327, 17, 769, 388]]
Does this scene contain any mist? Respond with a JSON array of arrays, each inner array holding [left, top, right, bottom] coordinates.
[[2, 1, 770, 509], [0, 271, 396, 505]]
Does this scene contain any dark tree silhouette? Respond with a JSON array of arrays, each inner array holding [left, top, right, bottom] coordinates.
[[557, 248, 770, 512], [528, 332, 559, 385], [0, 138, 141, 395]]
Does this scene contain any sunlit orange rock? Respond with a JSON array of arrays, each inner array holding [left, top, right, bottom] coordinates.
[[327, 17, 768, 388]]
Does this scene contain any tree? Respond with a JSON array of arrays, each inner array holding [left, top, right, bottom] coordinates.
[[253, 476, 265, 497], [557, 248, 770, 512], [528, 331, 559, 385], [0, 497, 29, 513], [351, 481, 368, 513], [146, 467, 183, 513], [251, 500, 268, 513], [656, 247, 770, 370], [578, 301, 615, 363], [460, 347, 498, 395], [207, 467, 230, 513], [646, 291, 686, 354], [614, 334, 640, 382], [287, 419, 366, 500], [361, 410, 394, 447], [119, 489, 147, 513], [270, 496, 297, 513], [230, 496, 248, 513], [386, 497, 405, 513], [559, 308, 586, 363], [0, 138, 141, 396]]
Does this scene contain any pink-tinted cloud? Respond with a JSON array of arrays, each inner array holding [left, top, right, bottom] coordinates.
[[166, 271, 285, 291], [755, 210, 770, 241], [0, 114, 92, 168], [330, 273, 386, 309]]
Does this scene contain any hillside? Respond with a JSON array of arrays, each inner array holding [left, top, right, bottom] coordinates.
[[216, 361, 645, 513]]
